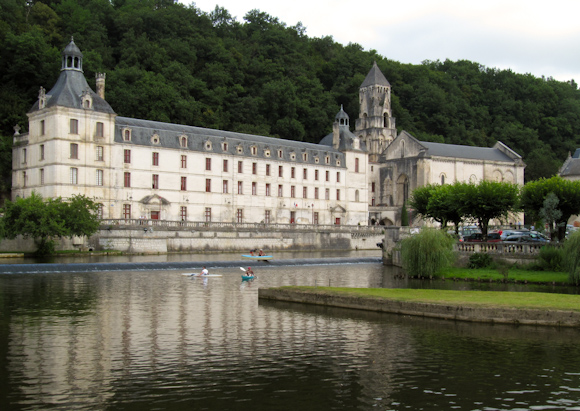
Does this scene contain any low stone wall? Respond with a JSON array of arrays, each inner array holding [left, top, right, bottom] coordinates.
[[258, 288, 580, 328]]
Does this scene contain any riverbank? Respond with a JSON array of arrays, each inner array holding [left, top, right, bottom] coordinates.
[[258, 287, 580, 327]]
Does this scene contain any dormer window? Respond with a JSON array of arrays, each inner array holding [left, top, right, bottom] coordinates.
[[180, 136, 187, 148], [314, 156, 319, 164], [151, 134, 160, 144], [251, 146, 257, 155], [325, 156, 330, 165], [278, 149, 283, 158], [302, 153, 308, 162], [290, 152, 296, 161], [81, 90, 92, 109], [205, 140, 212, 150], [237, 145, 243, 154], [264, 149, 271, 157], [123, 129, 131, 141], [222, 142, 228, 151]]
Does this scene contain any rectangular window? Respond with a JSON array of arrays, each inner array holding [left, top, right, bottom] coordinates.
[[205, 207, 211, 222], [40, 145, 45, 160], [70, 143, 78, 159], [337, 172, 341, 183], [325, 171, 329, 182], [22, 171, 26, 187], [337, 189, 340, 201], [291, 185, 295, 198], [96, 169, 103, 186], [205, 178, 211, 192], [152, 152, 159, 166], [372, 182, 376, 192], [223, 180, 228, 193], [40, 169, 44, 185], [22, 148, 26, 164], [266, 164, 270, 176], [291, 167, 295, 178], [152, 174, 159, 189], [96, 146, 104, 161], [278, 184, 283, 197], [40, 120, 45, 135], [124, 172, 131, 188], [96, 122, 104, 138], [181, 176, 187, 191], [265, 183, 271, 196], [252, 162, 257, 174], [70, 119, 78, 134], [181, 155, 187, 168], [252, 182, 257, 195], [303, 168, 307, 179], [206, 158, 211, 171], [278, 166, 283, 177], [238, 161, 243, 173], [314, 187, 319, 199], [97, 204, 103, 219], [325, 188, 329, 200], [180, 206, 187, 221], [70, 167, 78, 184], [124, 149, 131, 164], [303, 187, 307, 199], [123, 204, 131, 219], [314, 212, 319, 225], [315, 170, 319, 180], [223, 159, 228, 172], [265, 210, 271, 224], [355, 158, 359, 173], [236, 209, 243, 223], [237, 181, 243, 194]]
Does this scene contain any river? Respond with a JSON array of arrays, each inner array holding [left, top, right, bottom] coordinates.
[[1, 253, 580, 410]]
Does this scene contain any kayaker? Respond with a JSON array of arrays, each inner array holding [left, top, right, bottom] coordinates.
[[246, 267, 254, 276], [200, 266, 209, 276]]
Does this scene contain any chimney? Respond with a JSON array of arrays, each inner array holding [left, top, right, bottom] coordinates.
[[332, 120, 340, 149], [96, 73, 106, 99]]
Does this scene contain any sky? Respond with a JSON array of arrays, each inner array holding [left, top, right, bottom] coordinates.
[[183, 0, 580, 83]]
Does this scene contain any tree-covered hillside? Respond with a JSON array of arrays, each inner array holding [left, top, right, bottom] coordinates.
[[1, 0, 579, 193]]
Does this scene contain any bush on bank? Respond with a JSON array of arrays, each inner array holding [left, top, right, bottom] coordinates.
[[400, 228, 455, 278]]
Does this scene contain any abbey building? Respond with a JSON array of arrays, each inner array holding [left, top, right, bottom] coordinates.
[[12, 40, 525, 226]]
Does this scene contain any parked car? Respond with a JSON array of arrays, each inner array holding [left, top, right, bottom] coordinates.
[[462, 232, 501, 242], [499, 230, 525, 240], [504, 233, 548, 243]]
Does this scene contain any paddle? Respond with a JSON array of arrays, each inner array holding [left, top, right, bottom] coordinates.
[[240, 267, 246, 272]]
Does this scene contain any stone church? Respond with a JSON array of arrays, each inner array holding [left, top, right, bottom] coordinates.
[[12, 39, 525, 226]]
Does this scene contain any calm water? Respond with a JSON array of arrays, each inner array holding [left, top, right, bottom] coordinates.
[[1, 259, 580, 410]]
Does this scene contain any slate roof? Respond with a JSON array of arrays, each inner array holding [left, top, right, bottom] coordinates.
[[29, 70, 115, 114], [560, 149, 580, 177], [360, 61, 390, 88], [115, 116, 345, 166], [419, 141, 516, 162]]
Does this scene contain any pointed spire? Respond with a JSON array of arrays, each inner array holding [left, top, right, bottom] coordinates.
[[360, 61, 390, 88]]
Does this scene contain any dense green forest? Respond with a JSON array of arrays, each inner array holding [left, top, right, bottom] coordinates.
[[1, 0, 579, 196]]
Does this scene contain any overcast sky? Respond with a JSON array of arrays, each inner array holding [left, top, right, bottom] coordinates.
[[184, 0, 580, 83]]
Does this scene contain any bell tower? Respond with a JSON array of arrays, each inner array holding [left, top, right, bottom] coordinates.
[[355, 62, 397, 162]]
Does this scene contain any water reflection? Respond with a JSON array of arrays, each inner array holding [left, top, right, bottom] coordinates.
[[1, 263, 580, 410]]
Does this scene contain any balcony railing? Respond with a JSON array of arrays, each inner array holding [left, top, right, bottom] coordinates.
[[99, 219, 385, 234]]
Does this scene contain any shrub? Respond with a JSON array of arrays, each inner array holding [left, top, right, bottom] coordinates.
[[400, 228, 455, 277], [563, 231, 580, 284], [468, 253, 493, 269], [537, 245, 564, 272]]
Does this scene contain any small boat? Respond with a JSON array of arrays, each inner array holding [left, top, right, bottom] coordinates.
[[241, 275, 255, 281], [241, 254, 273, 261]]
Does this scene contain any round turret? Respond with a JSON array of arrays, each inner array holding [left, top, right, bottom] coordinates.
[[61, 37, 83, 72]]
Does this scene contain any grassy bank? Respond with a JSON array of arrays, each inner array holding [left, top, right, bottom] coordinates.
[[437, 267, 569, 284], [288, 287, 580, 312]]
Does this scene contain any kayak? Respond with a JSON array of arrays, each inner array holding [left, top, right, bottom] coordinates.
[[241, 275, 255, 281], [241, 255, 273, 260], [182, 273, 222, 277]]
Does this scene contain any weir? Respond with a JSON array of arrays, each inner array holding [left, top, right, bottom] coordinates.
[[0, 257, 382, 274]]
